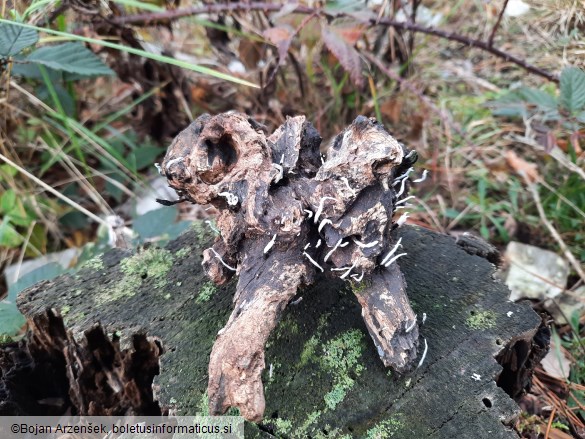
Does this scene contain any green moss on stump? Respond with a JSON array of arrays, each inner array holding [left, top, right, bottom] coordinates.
[[196, 281, 217, 304], [466, 310, 497, 330], [94, 247, 174, 305]]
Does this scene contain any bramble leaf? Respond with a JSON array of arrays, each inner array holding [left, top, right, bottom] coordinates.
[[26, 42, 115, 76], [0, 21, 38, 57]]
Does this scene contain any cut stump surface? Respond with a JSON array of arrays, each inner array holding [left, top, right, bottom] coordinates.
[[3, 224, 546, 438]]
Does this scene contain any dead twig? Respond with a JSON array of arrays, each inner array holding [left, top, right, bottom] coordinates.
[[545, 406, 556, 439], [110, 2, 559, 83], [488, 0, 509, 47], [525, 180, 585, 283]]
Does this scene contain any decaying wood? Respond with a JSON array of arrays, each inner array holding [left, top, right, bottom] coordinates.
[[4, 225, 547, 437], [159, 112, 420, 420]]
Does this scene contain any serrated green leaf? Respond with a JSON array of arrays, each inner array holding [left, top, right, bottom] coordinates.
[[26, 42, 115, 76], [518, 87, 558, 110], [0, 21, 38, 57], [11, 60, 62, 80], [560, 67, 585, 114]]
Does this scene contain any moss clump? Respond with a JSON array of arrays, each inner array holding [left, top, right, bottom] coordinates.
[[320, 329, 365, 410], [272, 418, 293, 435], [175, 247, 191, 259], [298, 335, 320, 368], [365, 416, 404, 438], [190, 220, 213, 244], [94, 247, 174, 305], [78, 254, 104, 271], [196, 392, 209, 416], [466, 310, 497, 330], [351, 278, 372, 295], [196, 281, 217, 303]]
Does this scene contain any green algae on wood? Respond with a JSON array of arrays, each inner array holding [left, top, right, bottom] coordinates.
[[466, 310, 497, 330], [94, 247, 174, 305], [196, 281, 217, 304]]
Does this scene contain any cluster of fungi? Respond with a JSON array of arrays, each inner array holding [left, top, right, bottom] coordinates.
[[159, 112, 426, 421]]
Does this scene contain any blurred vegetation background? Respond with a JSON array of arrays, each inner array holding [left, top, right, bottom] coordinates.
[[0, 0, 584, 436]]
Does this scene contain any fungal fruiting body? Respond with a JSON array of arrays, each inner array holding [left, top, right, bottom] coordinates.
[[160, 112, 422, 422]]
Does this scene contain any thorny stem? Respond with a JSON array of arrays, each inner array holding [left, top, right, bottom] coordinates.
[[110, 2, 559, 83], [488, 0, 509, 47]]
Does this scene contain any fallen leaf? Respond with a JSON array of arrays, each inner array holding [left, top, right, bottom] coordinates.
[[505, 150, 539, 183], [333, 21, 366, 46], [321, 24, 364, 87], [541, 341, 572, 380], [263, 26, 294, 65]]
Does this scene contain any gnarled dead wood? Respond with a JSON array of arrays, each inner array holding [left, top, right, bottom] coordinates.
[[159, 112, 420, 420]]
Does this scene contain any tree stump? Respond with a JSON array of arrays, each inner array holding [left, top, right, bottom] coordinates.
[[1, 224, 548, 438]]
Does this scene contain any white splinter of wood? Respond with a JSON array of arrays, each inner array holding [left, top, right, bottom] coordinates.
[[412, 169, 429, 183], [154, 163, 162, 174], [303, 251, 324, 272], [318, 219, 332, 232], [405, 316, 417, 333], [324, 239, 343, 262], [422, 312, 427, 324], [331, 265, 354, 271], [290, 297, 303, 305], [339, 263, 356, 279], [272, 163, 284, 183], [351, 271, 364, 282], [264, 234, 277, 254], [417, 338, 428, 368], [392, 167, 414, 186], [210, 248, 237, 271], [381, 237, 403, 265], [218, 191, 239, 206], [395, 195, 415, 206], [304, 209, 313, 218], [352, 238, 379, 248], [395, 212, 410, 227], [314, 196, 336, 224], [384, 253, 407, 267], [395, 175, 408, 198], [340, 177, 356, 196], [304, 243, 311, 250], [316, 239, 322, 248], [165, 157, 184, 170]]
